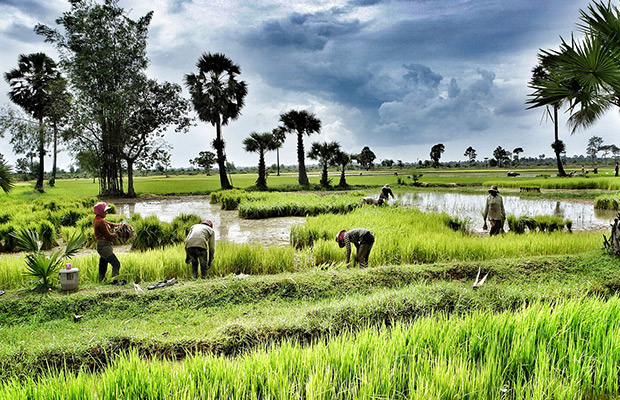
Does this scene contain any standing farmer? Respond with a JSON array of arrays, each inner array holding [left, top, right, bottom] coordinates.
[[483, 185, 506, 236], [93, 202, 124, 284], [185, 220, 215, 279], [379, 184, 395, 203], [336, 228, 375, 268]]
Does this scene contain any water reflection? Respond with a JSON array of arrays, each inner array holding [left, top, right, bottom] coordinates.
[[114, 196, 304, 246], [397, 192, 615, 231]]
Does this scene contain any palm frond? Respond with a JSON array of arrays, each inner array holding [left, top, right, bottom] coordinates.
[[62, 231, 86, 259], [12, 229, 41, 253]]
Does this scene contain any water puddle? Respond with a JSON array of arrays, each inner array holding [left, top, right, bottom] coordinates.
[[396, 192, 615, 232], [114, 196, 304, 246]]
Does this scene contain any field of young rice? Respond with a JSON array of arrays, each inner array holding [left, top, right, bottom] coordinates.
[[2, 296, 620, 399]]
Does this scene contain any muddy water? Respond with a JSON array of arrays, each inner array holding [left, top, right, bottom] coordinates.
[[114, 196, 304, 246], [396, 192, 615, 232]]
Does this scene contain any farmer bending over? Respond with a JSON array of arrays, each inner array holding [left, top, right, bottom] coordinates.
[[379, 184, 395, 203], [185, 219, 215, 279], [336, 228, 375, 268]]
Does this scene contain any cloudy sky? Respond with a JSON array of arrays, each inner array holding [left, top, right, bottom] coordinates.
[[1, 0, 619, 170]]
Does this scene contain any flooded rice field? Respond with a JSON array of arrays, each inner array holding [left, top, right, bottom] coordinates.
[[115, 196, 304, 246], [113, 192, 613, 247], [396, 192, 615, 232]]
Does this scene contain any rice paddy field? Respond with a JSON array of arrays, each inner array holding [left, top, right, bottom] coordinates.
[[2, 170, 620, 398]]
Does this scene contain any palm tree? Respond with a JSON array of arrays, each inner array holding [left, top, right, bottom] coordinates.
[[272, 126, 287, 176], [307, 141, 340, 187], [279, 110, 321, 186], [333, 150, 351, 187], [512, 147, 524, 167], [527, 60, 568, 176], [243, 132, 279, 190], [185, 53, 248, 190], [5, 53, 62, 192], [0, 157, 14, 193]]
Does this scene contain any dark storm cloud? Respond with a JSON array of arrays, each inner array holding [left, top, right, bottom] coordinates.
[[0, 0, 58, 19], [2, 22, 40, 43], [243, 10, 362, 51], [403, 64, 442, 88]]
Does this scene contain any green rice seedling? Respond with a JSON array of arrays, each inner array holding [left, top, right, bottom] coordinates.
[[59, 209, 88, 227], [132, 216, 174, 251], [37, 220, 57, 250], [594, 192, 620, 210], [0, 223, 17, 252]]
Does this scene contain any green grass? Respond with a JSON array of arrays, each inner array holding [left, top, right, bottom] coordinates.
[[3, 295, 620, 399]]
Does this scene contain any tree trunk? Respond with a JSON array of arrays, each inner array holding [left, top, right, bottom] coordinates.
[[257, 151, 266, 189], [50, 122, 58, 187], [126, 158, 136, 198], [553, 105, 567, 177], [35, 117, 45, 192], [215, 121, 232, 189], [276, 148, 280, 176], [320, 162, 329, 187], [339, 166, 347, 187], [297, 132, 309, 186]]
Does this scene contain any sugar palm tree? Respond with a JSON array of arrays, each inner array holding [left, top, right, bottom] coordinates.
[[185, 53, 248, 190], [272, 126, 287, 176], [5, 53, 62, 191], [279, 110, 321, 186], [307, 141, 340, 187], [528, 60, 568, 176], [0, 157, 14, 193], [333, 149, 351, 187], [243, 132, 279, 190]]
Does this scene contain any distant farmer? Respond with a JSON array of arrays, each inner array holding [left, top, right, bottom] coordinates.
[[185, 219, 215, 279], [93, 202, 124, 285], [361, 197, 384, 206], [483, 185, 506, 236], [379, 184, 395, 202], [336, 228, 375, 268]]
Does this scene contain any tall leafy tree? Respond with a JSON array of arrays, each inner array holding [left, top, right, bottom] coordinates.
[[122, 79, 192, 197], [279, 110, 321, 186], [358, 146, 376, 170], [333, 150, 351, 187], [5, 53, 62, 191], [185, 53, 248, 190], [587, 135, 604, 166], [464, 146, 477, 164], [36, 0, 153, 196], [493, 146, 511, 167], [45, 76, 72, 186], [190, 151, 216, 176], [243, 132, 278, 190], [308, 141, 340, 187], [430, 143, 445, 168]]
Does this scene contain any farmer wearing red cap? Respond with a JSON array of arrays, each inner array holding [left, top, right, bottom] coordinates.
[[184, 219, 216, 278], [483, 185, 505, 236], [93, 202, 124, 284], [336, 228, 375, 268]]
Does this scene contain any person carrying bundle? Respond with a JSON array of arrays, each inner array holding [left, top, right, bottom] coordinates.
[[93, 202, 125, 285], [185, 219, 216, 279], [483, 185, 505, 236]]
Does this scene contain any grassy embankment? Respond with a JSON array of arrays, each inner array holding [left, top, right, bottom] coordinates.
[[0, 252, 620, 398]]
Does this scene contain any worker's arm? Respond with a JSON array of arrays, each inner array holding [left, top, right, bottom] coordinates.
[[501, 199, 506, 221], [344, 236, 352, 264], [207, 233, 215, 267]]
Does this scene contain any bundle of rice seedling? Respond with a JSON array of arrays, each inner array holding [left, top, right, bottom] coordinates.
[[114, 223, 135, 242]]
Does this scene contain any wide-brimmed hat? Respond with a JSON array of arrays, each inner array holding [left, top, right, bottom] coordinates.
[[335, 230, 347, 248], [488, 185, 499, 193], [201, 219, 213, 228]]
